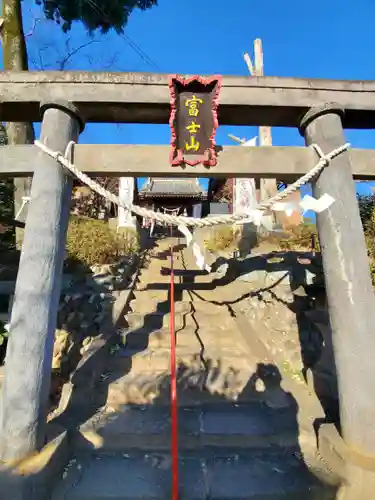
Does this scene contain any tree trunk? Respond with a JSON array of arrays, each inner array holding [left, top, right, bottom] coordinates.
[[2, 0, 35, 247]]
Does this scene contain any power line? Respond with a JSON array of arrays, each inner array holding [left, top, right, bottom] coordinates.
[[84, 0, 160, 70], [120, 32, 159, 70]]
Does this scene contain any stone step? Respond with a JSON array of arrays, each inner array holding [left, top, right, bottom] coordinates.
[[52, 450, 333, 500], [121, 326, 248, 352], [77, 402, 312, 454], [177, 272, 213, 283], [122, 327, 202, 351], [136, 276, 173, 288], [145, 255, 183, 265], [103, 347, 255, 379], [131, 290, 171, 304], [125, 309, 237, 332], [132, 286, 213, 303], [128, 299, 188, 315], [136, 273, 217, 289], [129, 299, 227, 316], [126, 311, 187, 331], [135, 280, 211, 292], [152, 286, 246, 305], [138, 266, 175, 280], [101, 355, 261, 407]]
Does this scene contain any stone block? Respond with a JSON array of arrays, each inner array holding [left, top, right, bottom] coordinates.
[[0, 429, 70, 500], [264, 270, 291, 287], [77, 406, 200, 452], [205, 452, 323, 499], [52, 454, 206, 500], [238, 270, 266, 284]]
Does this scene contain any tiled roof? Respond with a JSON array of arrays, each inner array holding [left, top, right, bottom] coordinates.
[[139, 178, 204, 198]]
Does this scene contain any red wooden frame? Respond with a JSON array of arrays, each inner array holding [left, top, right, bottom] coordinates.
[[168, 75, 222, 167]]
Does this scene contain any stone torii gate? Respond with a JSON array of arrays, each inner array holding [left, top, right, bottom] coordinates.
[[0, 72, 375, 497]]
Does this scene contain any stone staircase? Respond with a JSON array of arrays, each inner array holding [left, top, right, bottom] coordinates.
[[51, 238, 336, 500]]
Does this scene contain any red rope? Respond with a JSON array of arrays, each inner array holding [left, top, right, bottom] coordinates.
[[169, 226, 178, 500]]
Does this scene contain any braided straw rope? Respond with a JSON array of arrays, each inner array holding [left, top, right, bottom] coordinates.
[[34, 140, 350, 228]]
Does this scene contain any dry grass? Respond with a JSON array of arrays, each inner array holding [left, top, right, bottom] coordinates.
[[204, 225, 239, 253], [202, 221, 319, 255], [260, 222, 318, 252], [66, 216, 140, 267], [364, 209, 375, 284]]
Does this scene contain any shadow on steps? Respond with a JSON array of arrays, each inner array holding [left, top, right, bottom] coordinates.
[[45, 239, 341, 499], [50, 361, 339, 500], [177, 249, 339, 430]]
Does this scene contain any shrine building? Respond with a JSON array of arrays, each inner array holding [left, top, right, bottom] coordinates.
[[137, 177, 207, 218]]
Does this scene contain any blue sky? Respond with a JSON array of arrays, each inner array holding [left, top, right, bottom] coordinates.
[[2, 0, 375, 197]]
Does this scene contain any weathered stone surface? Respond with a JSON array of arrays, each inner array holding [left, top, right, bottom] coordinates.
[[76, 400, 307, 454], [205, 452, 328, 499], [237, 269, 266, 283], [45, 253, 140, 422], [0, 428, 70, 500], [52, 330, 71, 370], [52, 451, 331, 500], [232, 251, 338, 415], [49, 241, 335, 500], [52, 454, 207, 500]]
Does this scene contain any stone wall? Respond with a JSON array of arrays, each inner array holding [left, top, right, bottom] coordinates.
[[50, 254, 138, 409]]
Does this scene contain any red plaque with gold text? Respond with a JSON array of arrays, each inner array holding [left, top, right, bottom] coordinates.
[[168, 75, 222, 167]]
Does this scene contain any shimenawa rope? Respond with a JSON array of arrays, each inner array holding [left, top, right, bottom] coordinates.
[[34, 140, 350, 228]]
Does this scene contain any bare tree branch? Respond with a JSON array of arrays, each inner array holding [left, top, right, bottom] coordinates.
[[25, 17, 41, 38], [24, 7, 120, 74], [57, 38, 100, 70], [24, 7, 50, 39]]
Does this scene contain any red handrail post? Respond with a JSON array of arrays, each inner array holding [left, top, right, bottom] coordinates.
[[169, 224, 178, 500]]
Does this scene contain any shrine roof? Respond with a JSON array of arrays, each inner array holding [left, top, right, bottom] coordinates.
[[138, 178, 205, 198]]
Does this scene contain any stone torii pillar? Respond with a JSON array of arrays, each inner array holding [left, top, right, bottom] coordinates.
[[300, 103, 375, 498], [0, 101, 84, 462]]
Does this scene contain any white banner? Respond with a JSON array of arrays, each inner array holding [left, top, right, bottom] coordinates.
[[234, 136, 258, 224], [118, 177, 135, 228]]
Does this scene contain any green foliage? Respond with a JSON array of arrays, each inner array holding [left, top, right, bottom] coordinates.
[[359, 194, 375, 284], [35, 0, 157, 33], [0, 123, 15, 251], [358, 193, 375, 227], [0, 321, 8, 347], [0, 123, 7, 147], [66, 216, 139, 267]]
